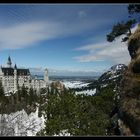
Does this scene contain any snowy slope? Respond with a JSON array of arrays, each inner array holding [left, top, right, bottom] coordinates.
[[98, 64, 127, 88], [59, 81, 96, 95]]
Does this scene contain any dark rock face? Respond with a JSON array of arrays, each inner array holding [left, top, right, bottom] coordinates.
[[128, 24, 140, 59], [128, 38, 140, 59], [119, 25, 140, 135], [51, 81, 65, 91], [119, 68, 140, 135], [132, 63, 140, 73]]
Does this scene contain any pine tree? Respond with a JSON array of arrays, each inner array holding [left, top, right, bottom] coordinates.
[[107, 19, 136, 42], [29, 87, 34, 105], [106, 4, 140, 59], [0, 81, 4, 97]]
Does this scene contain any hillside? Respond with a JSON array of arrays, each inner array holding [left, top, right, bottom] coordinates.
[[0, 60, 139, 136], [97, 64, 127, 89], [36, 64, 127, 136]]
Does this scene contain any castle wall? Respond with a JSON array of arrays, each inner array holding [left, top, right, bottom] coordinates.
[[2, 75, 14, 93], [1, 74, 49, 94]]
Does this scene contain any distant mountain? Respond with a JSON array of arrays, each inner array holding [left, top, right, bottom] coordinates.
[[66, 64, 127, 97], [88, 64, 127, 91], [98, 64, 127, 89]]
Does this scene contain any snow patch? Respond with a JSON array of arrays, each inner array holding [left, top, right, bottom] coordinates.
[[54, 129, 71, 136], [62, 81, 89, 89], [101, 84, 108, 88], [109, 74, 120, 80], [75, 88, 96, 96]]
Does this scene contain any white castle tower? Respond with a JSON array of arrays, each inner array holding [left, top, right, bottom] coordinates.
[[44, 68, 49, 85]]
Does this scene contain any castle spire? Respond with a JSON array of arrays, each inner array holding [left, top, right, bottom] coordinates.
[[14, 63, 18, 93], [14, 64, 17, 69], [7, 56, 12, 68]]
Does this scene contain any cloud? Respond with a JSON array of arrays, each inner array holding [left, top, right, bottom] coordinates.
[[74, 35, 131, 65], [75, 42, 107, 52], [74, 24, 139, 65], [0, 17, 112, 51], [0, 4, 124, 51], [29, 67, 44, 75], [78, 11, 87, 18], [0, 21, 62, 50], [0, 5, 130, 51]]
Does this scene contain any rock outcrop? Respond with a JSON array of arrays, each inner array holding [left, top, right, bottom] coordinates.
[[119, 24, 140, 135], [50, 81, 65, 91]]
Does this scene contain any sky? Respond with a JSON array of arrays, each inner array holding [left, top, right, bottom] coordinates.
[[0, 4, 135, 76]]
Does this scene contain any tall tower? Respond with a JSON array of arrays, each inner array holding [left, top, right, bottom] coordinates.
[[14, 64, 18, 93], [44, 68, 49, 85], [7, 56, 12, 68]]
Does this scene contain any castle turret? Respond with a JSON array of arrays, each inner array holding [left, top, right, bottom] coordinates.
[[14, 64, 18, 93], [7, 56, 12, 68], [44, 68, 49, 85]]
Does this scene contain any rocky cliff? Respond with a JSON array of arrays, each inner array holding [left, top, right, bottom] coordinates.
[[118, 24, 140, 135]]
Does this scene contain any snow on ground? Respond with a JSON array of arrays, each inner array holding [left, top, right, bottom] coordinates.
[[109, 74, 120, 80], [0, 107, 45, 136], [75, 88, 96, 96], [62, 81, 90, 89], [61, 81, 96, 96], [101, 84, 108, 88], [54, 129, 71, 136]]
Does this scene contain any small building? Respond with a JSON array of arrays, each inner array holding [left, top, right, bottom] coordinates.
[[0, 56, 49, 94]]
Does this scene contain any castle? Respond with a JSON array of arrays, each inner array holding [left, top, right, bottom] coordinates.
[[0, 56, 49, 94]]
